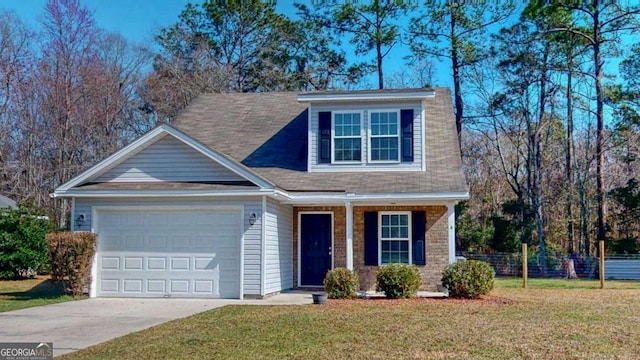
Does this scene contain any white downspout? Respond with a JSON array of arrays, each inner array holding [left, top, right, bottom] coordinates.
[[448, 203, 456, 264]]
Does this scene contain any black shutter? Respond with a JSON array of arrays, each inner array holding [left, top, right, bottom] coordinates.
[[318, 111, 331, 163], [401, 109, 414, 162], [364, 211, 378, 266], [412, 211, 426, 266]]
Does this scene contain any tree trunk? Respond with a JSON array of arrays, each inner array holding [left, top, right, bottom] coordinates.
[[566, 62, 575, 253], [564, 258, 578, 279], [450, 8, 463, 150], [376, 41, 383, 90], [594, 4, 607, 248]]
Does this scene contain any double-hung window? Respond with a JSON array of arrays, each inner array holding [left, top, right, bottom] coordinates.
[[369, 110, 400, 162], [332, 112, 362, 162], [379, 212, 411, 265]]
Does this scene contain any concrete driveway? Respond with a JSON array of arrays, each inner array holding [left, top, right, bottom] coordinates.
[[0, 294, 312, 357]]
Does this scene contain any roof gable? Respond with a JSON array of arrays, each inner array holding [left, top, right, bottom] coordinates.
[[54, 125, 274, 195], [93, 136, 246, 183]]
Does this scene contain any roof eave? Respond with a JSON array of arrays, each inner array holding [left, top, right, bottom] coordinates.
[[273, 190, 469, 205], [297, 91, 436, 103], [51, 188, 276, 198]]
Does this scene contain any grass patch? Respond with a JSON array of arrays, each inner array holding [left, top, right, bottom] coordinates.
[[0, 276, 75, 312], [62, 278, 640, 360], [496, 277, 640, 289]]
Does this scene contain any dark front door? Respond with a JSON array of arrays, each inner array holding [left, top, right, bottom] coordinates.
[[300, 213, 332, 286]]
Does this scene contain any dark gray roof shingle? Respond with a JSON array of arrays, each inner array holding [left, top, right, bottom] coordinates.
[[171, 89, 468, 194]]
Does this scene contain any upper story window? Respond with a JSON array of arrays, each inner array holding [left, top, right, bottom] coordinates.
[[369, 110, 400, 162], [317, 108, 413, 166], [332, 112, 362, 162]]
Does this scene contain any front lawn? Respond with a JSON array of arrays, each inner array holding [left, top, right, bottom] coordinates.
[[0, 276, 74, 312], [61, 278, 640, 360]]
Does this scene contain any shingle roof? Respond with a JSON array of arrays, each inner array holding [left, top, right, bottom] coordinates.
[[171, 88, 468, 194]]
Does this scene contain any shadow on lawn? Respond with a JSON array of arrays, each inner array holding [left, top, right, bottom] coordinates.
[[0, 280, 66, 301]]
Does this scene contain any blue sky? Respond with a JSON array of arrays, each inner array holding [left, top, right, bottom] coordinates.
[[1, 1, 634, 91], [0, 0, 424, 88]]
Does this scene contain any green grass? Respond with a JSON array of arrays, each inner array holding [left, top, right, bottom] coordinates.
[[0, 276, 76, 312], [61, 278, 640, 360]]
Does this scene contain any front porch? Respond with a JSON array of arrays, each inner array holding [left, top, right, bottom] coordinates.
[[292, 203, 456, 292]]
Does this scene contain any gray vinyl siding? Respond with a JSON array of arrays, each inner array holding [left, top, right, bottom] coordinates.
[[94, 135, 244, 182], [74, 196, 263, 296], [264, 198, 293, 294], [309, 101, 423, 169]]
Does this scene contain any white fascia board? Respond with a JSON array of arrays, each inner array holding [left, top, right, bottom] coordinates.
[[297, 91, 436, 102], [53, 189, 275, 198], [272, 190, 469, 204]]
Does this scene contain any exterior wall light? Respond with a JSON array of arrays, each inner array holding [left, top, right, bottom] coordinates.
[[75, 213, 86, 227]]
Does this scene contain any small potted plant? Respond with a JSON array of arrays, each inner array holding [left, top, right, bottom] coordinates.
[[312, 292, 328, 305]]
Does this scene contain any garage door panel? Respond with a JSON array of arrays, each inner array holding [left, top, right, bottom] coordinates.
[[147, 280, 166, 293], [124, 257, 144, 270], [170, 280, 190, 293], [123, 279, 143, 293], [194, 257, 214, 270], [147, 257, 166, 270], [101, 257, 120, 270], [96, 209, 241, 299], [170, 257, 190, 271], [101, 279, 119, 292]]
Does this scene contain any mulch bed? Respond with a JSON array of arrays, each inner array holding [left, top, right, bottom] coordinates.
[[325, 296, 516, 306]]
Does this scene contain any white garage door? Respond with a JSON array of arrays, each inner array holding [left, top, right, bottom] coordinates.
[[95, 208, 241, 298]]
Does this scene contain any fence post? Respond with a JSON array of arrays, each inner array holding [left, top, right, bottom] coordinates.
[[522, 243, 528, 289], [599, 240, 605, 289]]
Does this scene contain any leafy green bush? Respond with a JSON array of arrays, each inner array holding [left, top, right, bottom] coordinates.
[[323, 268, 359, 299], [441, 260, 495, 299], [375, 264, 421, 299], [0, 204, 53, 278], [46, 232, 97, 296]]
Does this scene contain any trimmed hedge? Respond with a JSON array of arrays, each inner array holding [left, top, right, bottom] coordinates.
[[376, 264, 421, 299], [324, 268, 359, 299], [46, 232, 96, 296], [441, 260, 495, 299]]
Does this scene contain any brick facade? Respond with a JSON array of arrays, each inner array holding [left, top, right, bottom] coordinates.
[[293, 205, 449, 292]]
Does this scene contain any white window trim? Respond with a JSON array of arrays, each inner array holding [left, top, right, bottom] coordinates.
[[331, 110, 364, 164], [378, 211, 412, 266], [368, 109, 401, 164]]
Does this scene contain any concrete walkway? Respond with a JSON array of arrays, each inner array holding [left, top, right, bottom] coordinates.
[[0, 293, 313, 357]]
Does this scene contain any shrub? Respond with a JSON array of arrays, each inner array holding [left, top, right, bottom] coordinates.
[[323, 268, 359, 299], [46, 232, 97, 296], [0, 204, 53, 278], [375, 264, 421, 299], [441, 260, 495, 299]]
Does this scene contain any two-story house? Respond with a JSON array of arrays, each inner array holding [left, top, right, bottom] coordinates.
[[53, 88, 469, 299]]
